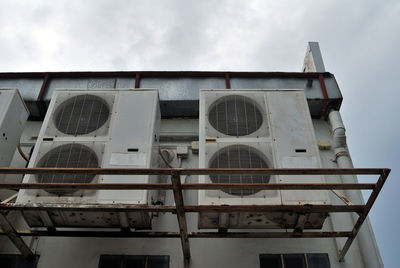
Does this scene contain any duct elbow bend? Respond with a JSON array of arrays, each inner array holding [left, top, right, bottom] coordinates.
[[328, 110, 347, 148]]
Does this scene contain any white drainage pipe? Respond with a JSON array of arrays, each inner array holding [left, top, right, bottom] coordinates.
[[328, 110, 383, 267]]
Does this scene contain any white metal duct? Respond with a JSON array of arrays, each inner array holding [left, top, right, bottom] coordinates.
[[16, 89, 161, 229], [198, 89, 330, 229]]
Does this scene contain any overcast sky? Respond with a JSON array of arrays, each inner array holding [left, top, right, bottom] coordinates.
[[0, 0, 399, 266]]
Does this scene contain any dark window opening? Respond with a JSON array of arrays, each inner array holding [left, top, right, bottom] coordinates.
[[260, 253, 330, 268], [99, 255, 169, 268], [0, 254, 40, 268]]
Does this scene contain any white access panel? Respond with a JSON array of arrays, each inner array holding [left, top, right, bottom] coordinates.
[[267, 91, 329, 204], [99, 90, 161, 204], [0, 89, 29, 168]]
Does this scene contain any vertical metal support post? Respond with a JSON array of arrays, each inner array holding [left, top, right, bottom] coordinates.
[[0, 212, 33, 258], [135, 73, 141, 88], [318, 74, 329, 119], [171, 171, 191, 265], [37, 73, 51, 118], [37, 73, 50, 101], [338, 169, 390, 261], [225, 73, 231, 89]]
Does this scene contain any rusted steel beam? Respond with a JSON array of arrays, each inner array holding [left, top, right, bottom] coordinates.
[[0, 213, 33, 258], [318, 74, 329, 118], [0, 167, 386, 176], [171, 171, 191, 262], [189, 232, 351, 238], [135, 73, 140, 88], [0, 230, 182, 238], [0, 182, 375, 191], [225, 73, 231, 89], [338, 169, 391, 262], [184, 205, 364, 213], [182, 183, 374, 190], [0, 203, 365, 214], [179, 168, 385, 176], [0, 167, 174, 175], [331, 190, 353, 206], [37, 73, 50, 101], [1, 193, 18, 204], [0, 203, 177, 213], [0, 230, 351, 238], [0, 71, 333, 79], [0, 183, 174, 190]]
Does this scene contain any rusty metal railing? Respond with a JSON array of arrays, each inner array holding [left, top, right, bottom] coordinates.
[[0, 167, 390, 264]]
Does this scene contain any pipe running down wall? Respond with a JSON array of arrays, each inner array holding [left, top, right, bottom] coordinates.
[[328, 110, 383, 267]]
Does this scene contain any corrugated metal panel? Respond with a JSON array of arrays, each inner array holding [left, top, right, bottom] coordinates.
[[0, 73, 342, 118], [46, 78, 88, 99], [46, 78, 117, 99], [140, 77, 226, 118], [0, 78, 43, 101], [140, 77, 226, 100], [230, 77, 324, 98], [87, 78, 116, 89], [115, 77, 135, 89], [323, 77, 342, 98]]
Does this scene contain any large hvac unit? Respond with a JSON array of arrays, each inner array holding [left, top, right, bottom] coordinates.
[[199, 89, 330, 229], [0, 89, 29, 179], [16, 89, 160, 229]]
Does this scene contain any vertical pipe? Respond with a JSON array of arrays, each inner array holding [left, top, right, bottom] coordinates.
[[328, 110, 384, 267]]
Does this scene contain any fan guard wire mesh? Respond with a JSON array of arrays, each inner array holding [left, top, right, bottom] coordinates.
[[208, 95, 263, 136], [209, 144, 270, 196], [36, 144, 99, 195], [54, 94, 110, 135]]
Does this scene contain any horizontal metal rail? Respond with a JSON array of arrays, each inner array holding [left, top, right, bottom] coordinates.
[[0, 203, 365, 213], [0, 71, 333, 79], [0, 230, 352, 238], [0, 167, 387, 176], [0, 167, 390, 264], [0, 182, 376, 190]]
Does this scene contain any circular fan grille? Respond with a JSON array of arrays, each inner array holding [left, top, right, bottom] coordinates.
[[208, 95, 263, 136], [54, 94, 110, 135], [209, 145, 270, 196], [37, 144, 99, 194]]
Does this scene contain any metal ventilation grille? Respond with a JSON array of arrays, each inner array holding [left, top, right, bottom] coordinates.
[[209, 145, 270, 196], [54, 94, 110, 135], [208, 95, 263, 136], [36, 144, 99, 195]]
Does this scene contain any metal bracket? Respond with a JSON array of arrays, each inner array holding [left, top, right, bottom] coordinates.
[[331, 190, 353, 206], [338, 169, 390, 261], [0, 167, 390, 263], [1, 193, 18, 205], [39, 211, 56, 232], [118, 212, 130, 232], [171, 171, 191, 265], [0, 212, 33, 258]]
